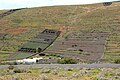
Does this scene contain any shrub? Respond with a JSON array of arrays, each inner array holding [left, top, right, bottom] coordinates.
[[114, 59, 120, 64], [8, 65, 15, 70], [46, 54, 61, 57], [57, 57, 77, 64], [12, 76, 20, 80], [65, 68, 73, 71], [58, 72, 67, 77], [72, 72, 80, 77], [13, 68, 27, 73], [51, 70, 58, 75], [41, 69, 51, 73], [40, 75, 50, 80]]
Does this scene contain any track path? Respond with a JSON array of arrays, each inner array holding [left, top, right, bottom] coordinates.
[[0, 64, 120, 69]]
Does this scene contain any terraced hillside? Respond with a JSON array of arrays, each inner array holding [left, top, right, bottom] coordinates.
[[0, 2, 120, 62], [8, 29, 61, 60], [44, 32, 109, 62]]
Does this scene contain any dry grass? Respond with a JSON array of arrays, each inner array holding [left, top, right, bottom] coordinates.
[[0, 68, 120, 80]]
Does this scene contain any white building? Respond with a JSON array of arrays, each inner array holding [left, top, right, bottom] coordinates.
[[16, 57, 43, 64]]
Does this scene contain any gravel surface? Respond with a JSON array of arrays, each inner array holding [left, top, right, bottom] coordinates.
[[0, 64, 120, 69]]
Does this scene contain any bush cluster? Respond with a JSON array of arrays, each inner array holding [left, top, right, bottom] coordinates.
[[114, 59, 120, 64], [57, 57, 77, 64]]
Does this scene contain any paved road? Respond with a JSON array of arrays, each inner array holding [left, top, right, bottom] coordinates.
[[0, 64, 120, 69]]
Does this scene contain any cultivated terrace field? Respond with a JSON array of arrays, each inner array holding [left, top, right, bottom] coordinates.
[[8, 29, 61, 60], [0, 1, 120, 63]]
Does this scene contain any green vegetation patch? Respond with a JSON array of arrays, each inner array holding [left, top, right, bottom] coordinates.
[[13, 53, 32, 59], [30, 38, 48, 43], [22, 42, 49, 49], [57, 57, 78, 64]]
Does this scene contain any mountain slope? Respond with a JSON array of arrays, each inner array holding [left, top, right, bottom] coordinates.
[[0, 2, 120, 62]]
